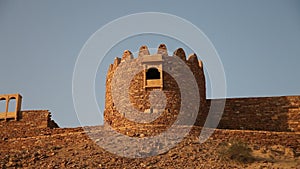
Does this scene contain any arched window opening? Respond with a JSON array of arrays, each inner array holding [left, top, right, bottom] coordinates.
[[8, 98, 16, 112], [142, 54, 163, 89], [146, 68, 160, 80], [0, 98, 6, 112]]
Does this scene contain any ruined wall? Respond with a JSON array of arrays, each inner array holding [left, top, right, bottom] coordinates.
[[104, 45, 206, 135], [0, 110, 59, 139], [200, 96, 300, 132], [20, 110, 58, 128]]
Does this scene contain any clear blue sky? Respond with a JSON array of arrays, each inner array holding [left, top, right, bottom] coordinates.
[[1, 0, 300, 127]]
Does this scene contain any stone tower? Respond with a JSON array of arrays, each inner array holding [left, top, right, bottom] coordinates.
[[104, 44, 206, 135]]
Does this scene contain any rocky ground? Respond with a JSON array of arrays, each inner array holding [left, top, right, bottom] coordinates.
[[0, 126, 299, 168]]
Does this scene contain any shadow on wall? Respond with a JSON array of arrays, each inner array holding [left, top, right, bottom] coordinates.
[[198, 96, 300, 132]]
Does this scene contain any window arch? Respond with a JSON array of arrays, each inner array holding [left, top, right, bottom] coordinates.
[[146, 67, 160, 80], [0, 98, 6, 112], [8, 97, 16, 112]]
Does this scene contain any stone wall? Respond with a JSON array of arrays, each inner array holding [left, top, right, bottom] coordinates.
[[0, 110, 59, 139], [104, 45, 300, 134], [20, 110, 58, 128], [200, 96, 300, 132]]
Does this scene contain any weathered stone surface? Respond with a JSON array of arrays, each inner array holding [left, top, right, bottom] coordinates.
[[157, 44, 168, 56], [201, 96, 300, 132], [121, 50, 133, 61], [113, 57, 121, 68], [173, 48, 186, 61], [187, 53, 198, 64], [138, 45, 150, 57]]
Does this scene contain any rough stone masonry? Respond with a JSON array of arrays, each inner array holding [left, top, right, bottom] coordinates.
[[104, 44, 300, 135]]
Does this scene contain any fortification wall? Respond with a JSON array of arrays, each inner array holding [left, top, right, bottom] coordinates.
[[0, 110, 58, 139], [200, 96, 300, 132], [104, 45, 299, 134]]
